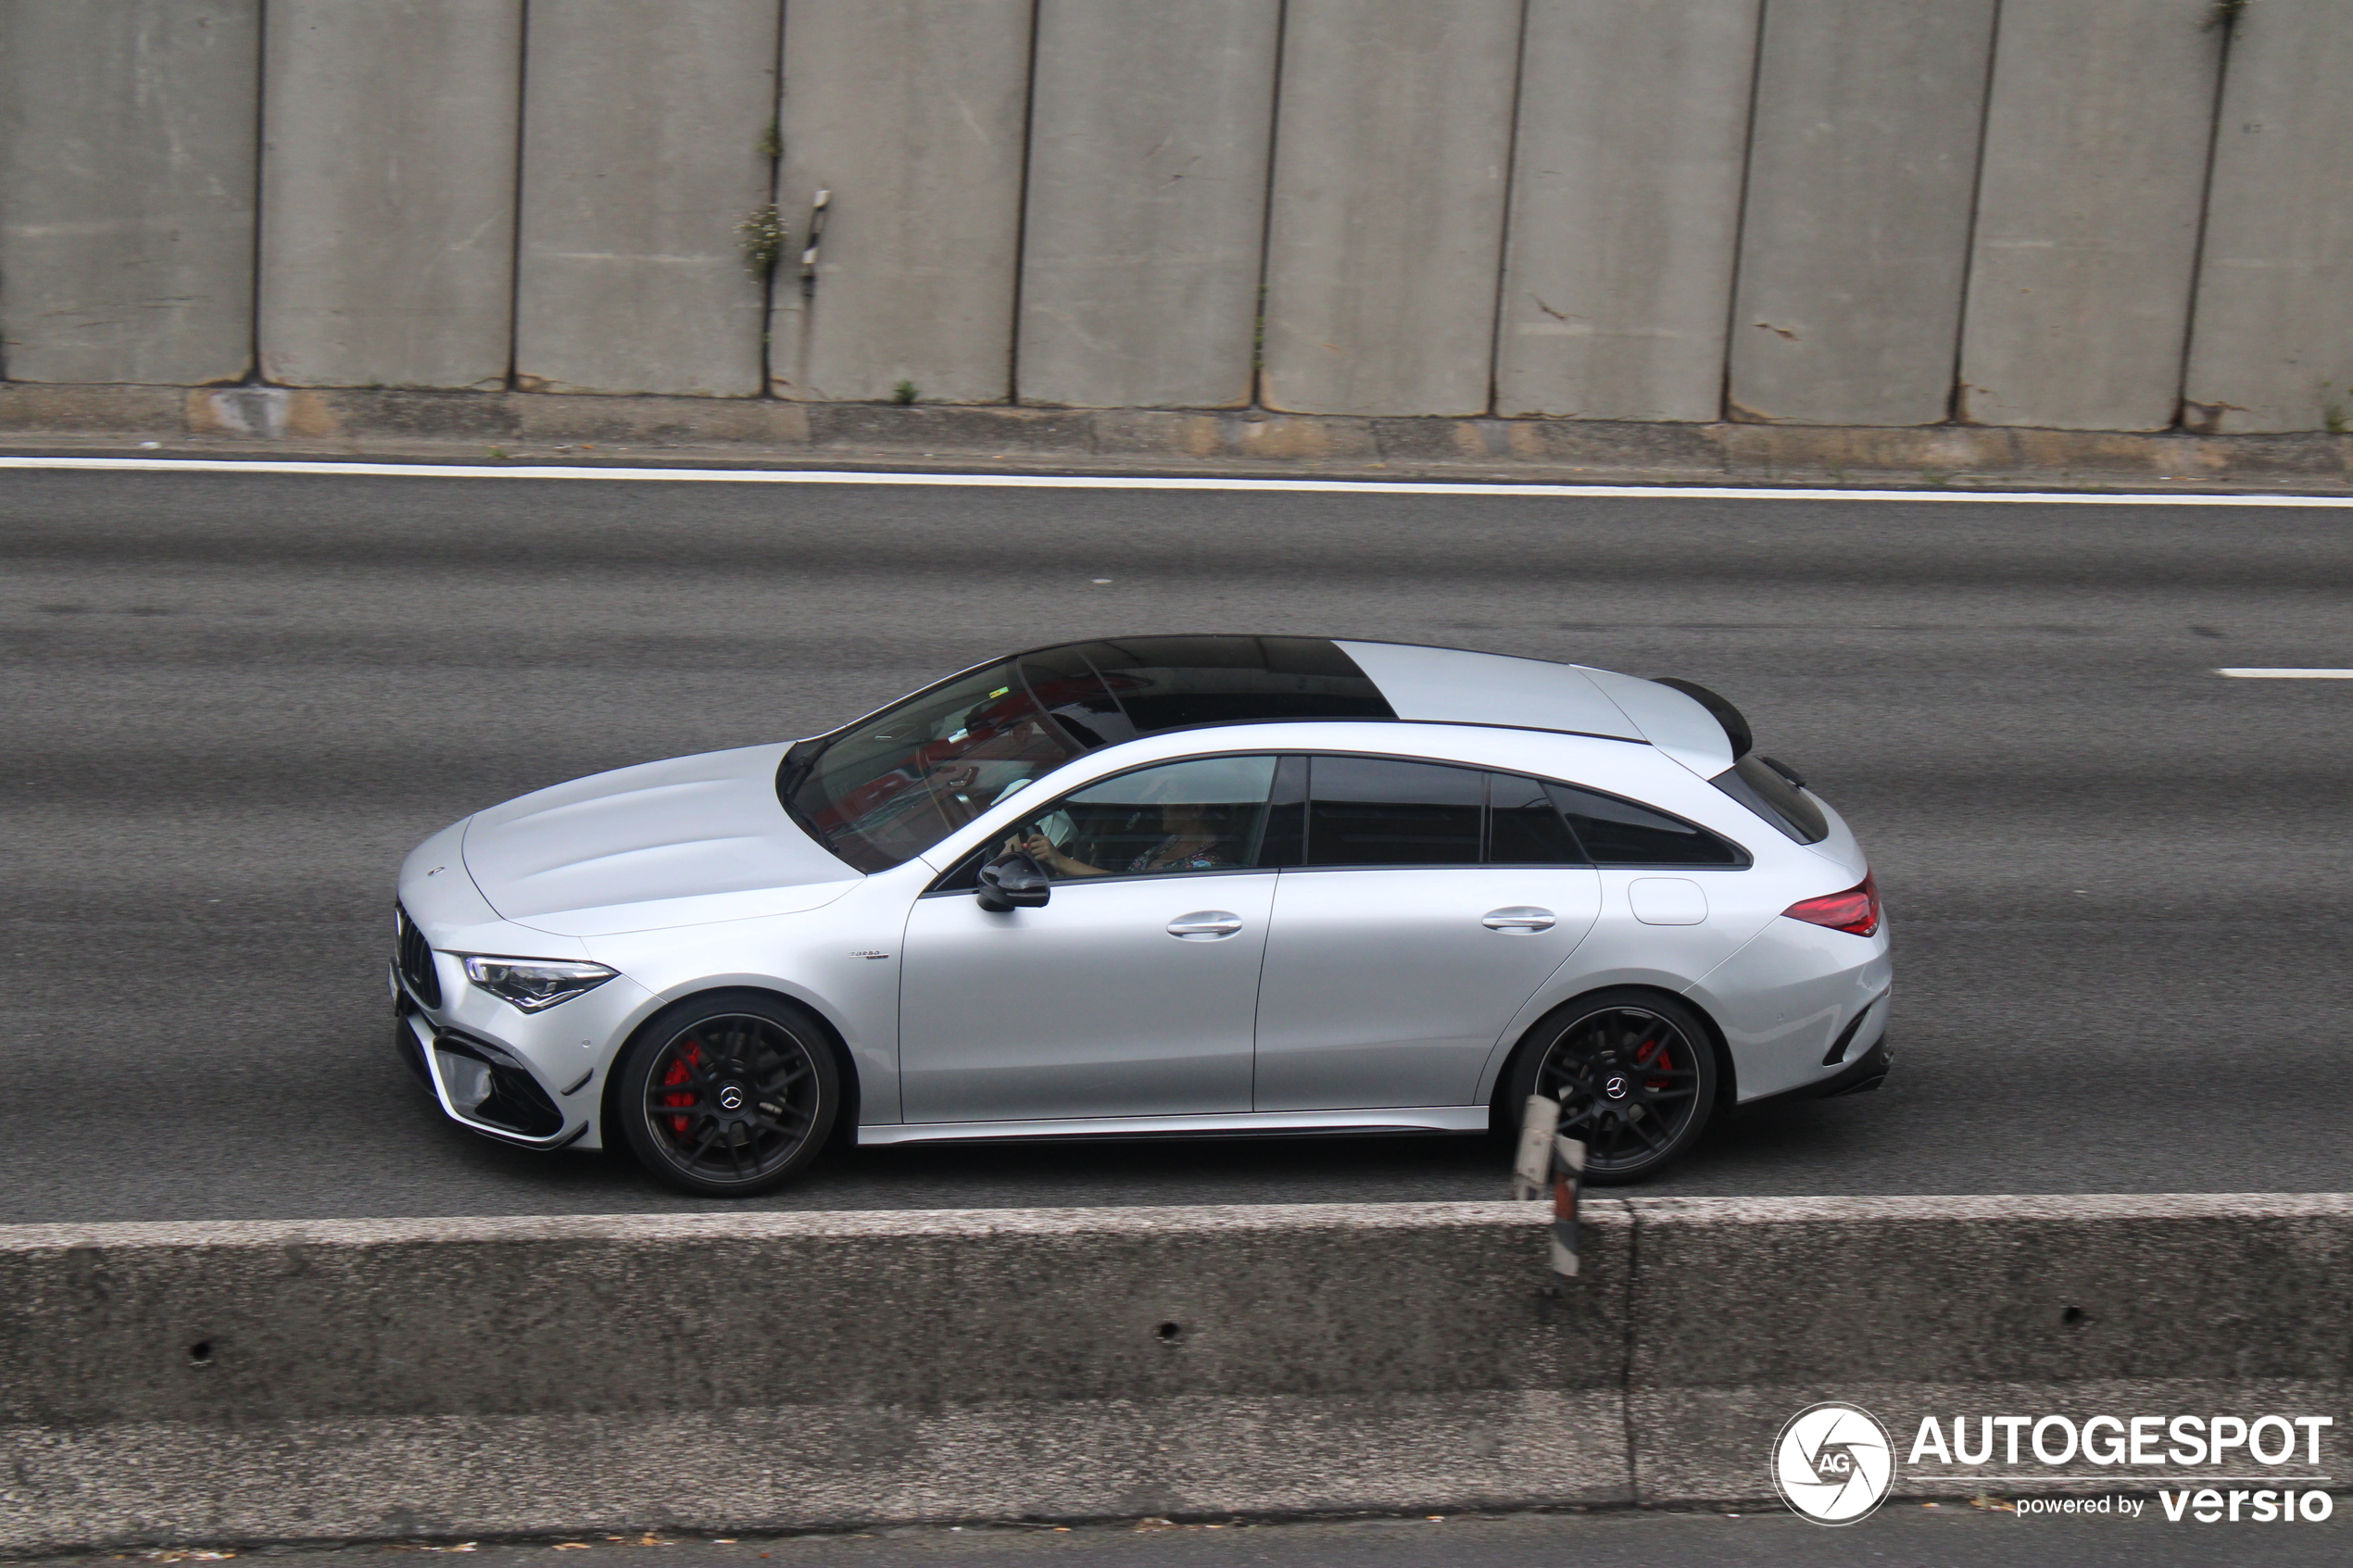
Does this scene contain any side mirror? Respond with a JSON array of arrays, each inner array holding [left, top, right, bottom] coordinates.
[[975, 851, 1051, 912]]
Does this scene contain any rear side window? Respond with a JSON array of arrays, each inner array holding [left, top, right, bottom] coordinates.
[[1548, 783, 1746, 868], [1304, 756, 1483, 866], [1486, 771, 1586, 865]]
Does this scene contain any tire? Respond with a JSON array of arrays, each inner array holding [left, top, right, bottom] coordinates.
[[1503, 989, 1719, 1185], [613, 991, 843, 1197]]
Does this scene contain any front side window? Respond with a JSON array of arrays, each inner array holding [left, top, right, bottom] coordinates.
[[1007, 755, 1278, 881]]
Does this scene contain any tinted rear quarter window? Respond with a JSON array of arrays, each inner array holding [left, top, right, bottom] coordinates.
[[1712, 754, 1830, 844], [1549, 783, 1746, 867]]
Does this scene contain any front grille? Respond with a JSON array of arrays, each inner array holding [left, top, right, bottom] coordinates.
[[396, 904, 443, 1009]]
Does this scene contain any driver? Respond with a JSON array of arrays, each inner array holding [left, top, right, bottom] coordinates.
[[1006, 801, 1239, 878]]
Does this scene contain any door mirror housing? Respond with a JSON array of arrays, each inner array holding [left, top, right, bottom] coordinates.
[[975, 851, 1051, 912]]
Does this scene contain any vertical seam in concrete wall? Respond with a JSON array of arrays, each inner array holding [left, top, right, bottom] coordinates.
[[504, 0, 532, 393], [249, 0, 271, 385], [1482, 0, 1534, 420], [1716, 0, 1771, 422], [1946, 0, 2007, 423], [1250, 0, 1290, 411], [1007, 0, 1042, 405], [2172, 8, 2238, 433], [761, 0, 789, 397]]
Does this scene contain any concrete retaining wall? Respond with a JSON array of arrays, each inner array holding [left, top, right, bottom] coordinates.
[[1493, 0, 1761, 423], [2181, 0, 2353, 434], [1, 1195, 2345, 1550], [0, 0, 258, 386], [257, 0, 522, 391], [770, 0, 1032, 405], [1727, 0, 1998, 426], [1017, 0, 1279, 411], [1259, 0, 1523, 418], [511, 0, 777, 399], [3, 2, 2351, 432], [1956, 0, 2219, 433]]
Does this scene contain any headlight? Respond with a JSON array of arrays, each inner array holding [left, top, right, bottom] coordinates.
[[461, 956, 618, 1011]]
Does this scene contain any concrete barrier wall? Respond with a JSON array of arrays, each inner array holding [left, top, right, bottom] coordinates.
[[511, 0, 777, 399], [1260, 0, 1524, 418], [4, 2, 2352, 431], [1956, 0, 2220, 433], [770, 0, 1032, 405], [1494, 0, 1761, 424], [2181, 0, 2353, 434], [258, 0, 522, 391], [1727, 0, 1998, 426], [2, 1194, 2345, 1550], [1017, 0, 1279, 411], [0, 0, 258, 386]]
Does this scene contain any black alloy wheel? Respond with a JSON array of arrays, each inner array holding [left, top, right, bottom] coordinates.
[[614, 993, 841, 1197], [1508, 990, 1719, 1184]]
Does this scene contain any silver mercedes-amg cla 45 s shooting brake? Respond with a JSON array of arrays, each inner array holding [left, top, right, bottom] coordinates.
[[391, 636, 1890, 1196]]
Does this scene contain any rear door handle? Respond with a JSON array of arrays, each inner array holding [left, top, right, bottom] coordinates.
[[1167, 911, 1244, 940], [1481, 906, 1556, 933]]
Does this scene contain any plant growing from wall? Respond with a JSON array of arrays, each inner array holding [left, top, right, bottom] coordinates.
[[893, 381, 920, 406], [737, 205, 787, 281]]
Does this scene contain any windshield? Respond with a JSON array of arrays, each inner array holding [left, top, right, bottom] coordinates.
[[786, 657, 1114, 872], [783, 637, 1390, 872]]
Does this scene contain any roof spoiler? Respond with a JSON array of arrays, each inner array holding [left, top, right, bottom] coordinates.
[[1651, 678, 1753, 759]]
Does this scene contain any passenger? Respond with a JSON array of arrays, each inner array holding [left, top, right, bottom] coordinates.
[[1007, 802, 1239, 877]]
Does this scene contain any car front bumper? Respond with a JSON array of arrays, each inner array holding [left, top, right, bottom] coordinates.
[[389, 956, 649, 1150]]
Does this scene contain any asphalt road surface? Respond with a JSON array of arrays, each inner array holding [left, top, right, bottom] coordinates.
[[11, 1505, 2345, 1568], [5, 466, 2349, 1223]]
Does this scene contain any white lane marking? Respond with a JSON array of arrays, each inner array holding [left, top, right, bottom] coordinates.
[[1, 453, 2351, 507], [2216, 668, 2353, 678]]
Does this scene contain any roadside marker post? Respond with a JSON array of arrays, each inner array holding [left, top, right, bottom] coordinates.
[[1515, 1094, 1586, 1280]]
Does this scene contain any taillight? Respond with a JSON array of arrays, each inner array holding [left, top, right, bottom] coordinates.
[[1782, 872, 1881, 937]]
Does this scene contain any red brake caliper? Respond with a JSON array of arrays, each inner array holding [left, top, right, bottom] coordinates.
[[1635, 1033, 1673, 1091], [661, 1040, 701, 1136]]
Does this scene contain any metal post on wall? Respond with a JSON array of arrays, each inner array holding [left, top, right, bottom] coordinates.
[[1514, 1094, 1585, 1278]]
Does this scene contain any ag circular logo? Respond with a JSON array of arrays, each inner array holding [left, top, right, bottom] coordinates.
[[1774, 1401, 1895, 1525]]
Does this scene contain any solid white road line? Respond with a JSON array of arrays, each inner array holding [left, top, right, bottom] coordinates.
[[1, 452, 2352, 507], [2215, 669, 2353, 678]]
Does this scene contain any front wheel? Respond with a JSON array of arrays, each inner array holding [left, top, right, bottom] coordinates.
[[1504, 990, 1719, 1185], [613, 992, 841, 1197]]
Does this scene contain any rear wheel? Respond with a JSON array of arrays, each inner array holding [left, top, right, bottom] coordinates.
[[614, 992, 841, 1197], [1504, 990, 1718, 1185]]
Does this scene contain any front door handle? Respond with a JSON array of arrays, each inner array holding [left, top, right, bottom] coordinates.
[[1167, 910, 1244, 940], [1481, 906, 1556, 933]]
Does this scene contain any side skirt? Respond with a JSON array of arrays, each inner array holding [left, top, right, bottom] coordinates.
[[856, 1106, 1490, 1147]]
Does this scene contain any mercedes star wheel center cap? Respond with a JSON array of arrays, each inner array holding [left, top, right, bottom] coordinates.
[[718, 1084, 747, 1112], [1604, 1075, 1629, 1099]]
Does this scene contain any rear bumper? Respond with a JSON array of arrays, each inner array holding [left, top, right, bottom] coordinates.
[[1760, 1036, 1893, 1105]]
